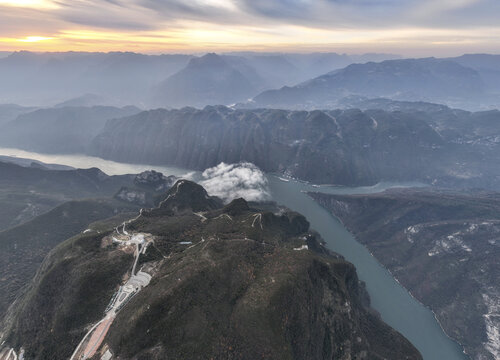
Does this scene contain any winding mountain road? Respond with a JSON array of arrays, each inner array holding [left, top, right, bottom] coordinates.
[[69, 218, 153, 360]]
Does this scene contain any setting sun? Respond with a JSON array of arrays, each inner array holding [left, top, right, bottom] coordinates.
[[0, 0, 56, 8], [17, 36, 54, 42]]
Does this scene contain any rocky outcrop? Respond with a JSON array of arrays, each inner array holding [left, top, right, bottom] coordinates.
[[133, 170, 176, 193], [114, 171, 178, 206], [150, 179, 223, 215]]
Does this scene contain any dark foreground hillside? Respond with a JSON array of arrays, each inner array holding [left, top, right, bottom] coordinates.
[[309, 189, 500, 360], [1, 181, 421, 360], [0, 163, 177, 321], [0, 199, 139, 321]]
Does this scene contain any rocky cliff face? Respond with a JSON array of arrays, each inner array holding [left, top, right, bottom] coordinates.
[[1, 181, 421, 360], [309, 189, 500, 360], [3, 103, 499, 190], [89, 105, 500, 189], [90, 106, 452, 186]]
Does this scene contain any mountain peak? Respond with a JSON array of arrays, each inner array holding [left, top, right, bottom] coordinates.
[[155, 180, 222, 214], [153, 52, 256, 108], [223, 197, 250, 216], [187, 52, 226, 69]]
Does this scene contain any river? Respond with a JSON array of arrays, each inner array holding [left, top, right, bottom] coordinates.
[[0, 147, 468, 360], [266, 176, 468, 360]]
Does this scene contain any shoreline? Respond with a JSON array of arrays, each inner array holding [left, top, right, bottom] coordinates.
[[306, 192, 471, 359]]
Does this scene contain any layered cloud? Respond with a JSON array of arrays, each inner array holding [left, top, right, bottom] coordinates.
[[200, 162, 270, 203], [0, 0, 499, 54]]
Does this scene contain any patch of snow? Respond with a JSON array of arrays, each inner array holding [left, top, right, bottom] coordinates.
[[83, 229, 92, 234], [467, 223, 479, 233], [294, 245, 309, 251], [429, 230, 472, 255], [428, 249, 440, 257], [290, 139, 307, 146], [482, 292, 500, 359], [405, 225, 420, 243], [488, 239, 499, 246]]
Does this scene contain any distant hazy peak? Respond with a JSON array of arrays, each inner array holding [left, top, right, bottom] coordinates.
[[186, 53, 228, 68]]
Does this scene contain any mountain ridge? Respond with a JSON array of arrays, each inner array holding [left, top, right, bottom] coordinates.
[[1, 180, 422, 360], [249, 57, 492, 110]]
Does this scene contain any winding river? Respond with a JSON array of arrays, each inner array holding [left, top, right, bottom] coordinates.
[[266, 176, 468, 360], [0, 147, 468, 360]]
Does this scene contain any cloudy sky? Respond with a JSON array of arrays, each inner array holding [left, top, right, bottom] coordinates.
[[1, 0, 499, 55]]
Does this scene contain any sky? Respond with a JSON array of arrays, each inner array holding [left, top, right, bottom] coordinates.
[[1, 0, 500, 56]]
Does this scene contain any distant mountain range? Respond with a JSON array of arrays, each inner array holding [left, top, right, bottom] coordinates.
[[2, 51, 499, 110], [0, 51, 399, 107], [0, 105, 140, 153], [0, 51, 193, 107], [450, 54, 500, 94], [54, 93, 109, 108], [247, 57, 500, 111], [0, 104, 36, 127]]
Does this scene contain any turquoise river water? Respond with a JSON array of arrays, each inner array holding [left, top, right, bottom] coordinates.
[[0, 148, 468, 359]]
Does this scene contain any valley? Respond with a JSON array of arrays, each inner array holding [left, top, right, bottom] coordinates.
[[0, 150, 471, 359], [309, 189, 500, 359]]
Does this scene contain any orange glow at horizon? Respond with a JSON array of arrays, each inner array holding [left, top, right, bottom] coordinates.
[[0, 0, 499, 57], [0, 0, 56, 8], [17, 36, 54, 42], [1, 24, 500, 56]]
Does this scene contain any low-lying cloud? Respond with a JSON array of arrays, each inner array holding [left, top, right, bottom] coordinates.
[[200, 162, 270, 203]]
